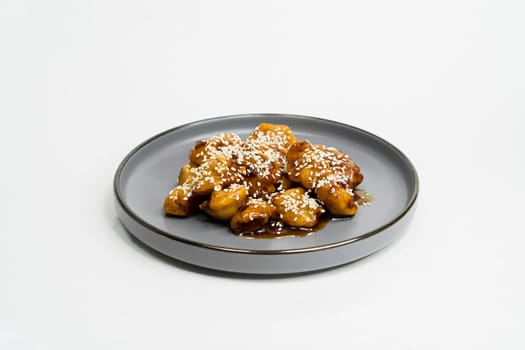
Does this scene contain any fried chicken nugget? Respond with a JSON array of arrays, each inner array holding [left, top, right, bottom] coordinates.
[[164, 185, 200, 216], [286, 140, 317, 189], [246, 123, 296, 154], [239, 149, 283, 197], [189, 133, 243, 165], [190, 156, 241, 197], [230, 198, 275, 234], [231, 123, 296, 198], [164, 155, 241, 216], [315, 185, 358, 217], [286, 140, 363, 190], [271, 187, 324, 228], [200, 184, 249, 221], [164, 163, 202, 216]]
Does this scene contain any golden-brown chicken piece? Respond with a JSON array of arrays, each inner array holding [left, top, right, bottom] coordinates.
[[189, 133, 243, 165], [200, 184, 249, 221], [232, 127, 292, 198], [164, 156, 241, 216], [271, 187, 324, 228], [246, 123, 296, 154], [230, 198, 275, 234], [315, 184, 358, 217], [286, 140, 363, 190], [164, 185, 200, 216], [237, 147, 284, 198], [187, 156, 241, 197], [285, 141, 318, 189]]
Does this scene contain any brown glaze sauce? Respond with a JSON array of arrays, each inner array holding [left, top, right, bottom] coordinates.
[[238, 215, 331, 239], [238, 188, 374, 239]]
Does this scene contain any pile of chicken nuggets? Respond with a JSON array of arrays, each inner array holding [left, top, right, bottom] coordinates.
[[164, 123, 364, 235]]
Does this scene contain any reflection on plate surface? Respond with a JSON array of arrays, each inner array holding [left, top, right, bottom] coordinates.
[[114, 114, 418, 275]]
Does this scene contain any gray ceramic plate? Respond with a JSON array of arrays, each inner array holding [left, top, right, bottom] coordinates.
[[114, 114, 418, 274]]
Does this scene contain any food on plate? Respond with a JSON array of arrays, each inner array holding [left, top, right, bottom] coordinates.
[[164, 123, 370, 237], [286, 140, 363, 216]]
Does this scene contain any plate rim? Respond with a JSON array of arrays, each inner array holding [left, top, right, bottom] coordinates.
[[114, 113, 419, 255]]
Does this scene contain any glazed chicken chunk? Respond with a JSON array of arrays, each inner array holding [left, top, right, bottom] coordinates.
[[271, 187, 324, 228], [189, 133, 243, 165], [230, 198, 275, 234], [316, 184, 358, 217], [164, 156, 241, 216], [286, 140, 363, 216], [200, 184, 249, 221], [286, 140, 363, 190]]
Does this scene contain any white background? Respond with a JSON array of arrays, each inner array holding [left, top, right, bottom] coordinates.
[[1, 1, 524, 349]]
